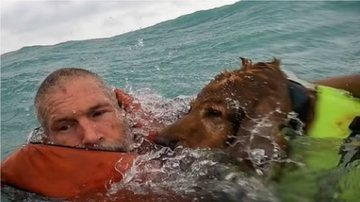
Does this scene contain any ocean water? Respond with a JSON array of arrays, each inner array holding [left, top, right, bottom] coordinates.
[[1, 1, 360, 201]]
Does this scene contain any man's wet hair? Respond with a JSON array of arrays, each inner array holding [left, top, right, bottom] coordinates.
[[34, 68, 118, 131]]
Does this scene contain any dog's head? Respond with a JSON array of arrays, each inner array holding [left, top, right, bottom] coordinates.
[[156, 58, 291, 162]]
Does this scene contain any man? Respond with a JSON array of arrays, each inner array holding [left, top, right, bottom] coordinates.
[[1, 68, 163, 199], [33, 67, 162, 151]]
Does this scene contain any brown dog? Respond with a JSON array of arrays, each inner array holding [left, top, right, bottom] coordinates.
[[155, 58, 360, 167]]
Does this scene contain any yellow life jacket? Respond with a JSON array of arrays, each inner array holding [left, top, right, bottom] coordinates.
[[307, 85, 360, 138]]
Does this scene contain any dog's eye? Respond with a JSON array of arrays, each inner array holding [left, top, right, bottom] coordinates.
[[204, 108, 222, 118]]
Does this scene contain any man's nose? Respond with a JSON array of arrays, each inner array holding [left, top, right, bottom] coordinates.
[[80, 119, 103, 145]]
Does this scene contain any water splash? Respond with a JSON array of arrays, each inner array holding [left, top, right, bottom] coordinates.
[[27, 127, 45, 143], [109, 147, 278, 202], [131, 88, 192, 125]]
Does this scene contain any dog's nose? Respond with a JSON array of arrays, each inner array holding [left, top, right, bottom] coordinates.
[[154, 135, 179, 149]]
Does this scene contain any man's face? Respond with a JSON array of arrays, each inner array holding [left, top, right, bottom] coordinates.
[[43, 77, 130, 151]]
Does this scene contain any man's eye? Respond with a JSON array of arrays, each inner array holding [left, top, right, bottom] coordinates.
[[92, 110, 106, 117], [58, 124, 72, 131]]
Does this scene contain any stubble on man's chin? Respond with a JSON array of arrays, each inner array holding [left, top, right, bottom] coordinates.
[[62, 139, 133, 152], [42, 135, 133, 152], [86, 141, 130, 152], [83, 128, 134, 152]]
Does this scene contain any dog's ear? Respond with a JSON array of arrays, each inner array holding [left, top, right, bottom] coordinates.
[[232, 97, 288, 158], [267, 58, 281, 70], [240, 57, 252, 71], [229, 101, 288, 174]]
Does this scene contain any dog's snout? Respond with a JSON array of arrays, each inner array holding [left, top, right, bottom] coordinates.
[[154, 134, 179, 149]]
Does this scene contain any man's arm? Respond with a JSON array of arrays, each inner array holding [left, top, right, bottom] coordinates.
[[313, 74, 360, 98]]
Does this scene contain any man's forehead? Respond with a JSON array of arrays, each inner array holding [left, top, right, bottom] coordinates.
[[43, 77, 113, 113]]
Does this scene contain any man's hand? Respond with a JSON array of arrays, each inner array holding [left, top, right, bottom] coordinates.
[[114, 88, 164, 141], [114, 88, 141, 112]]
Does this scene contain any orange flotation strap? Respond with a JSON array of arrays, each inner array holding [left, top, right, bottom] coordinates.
[[1, 144, 135, 199]]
